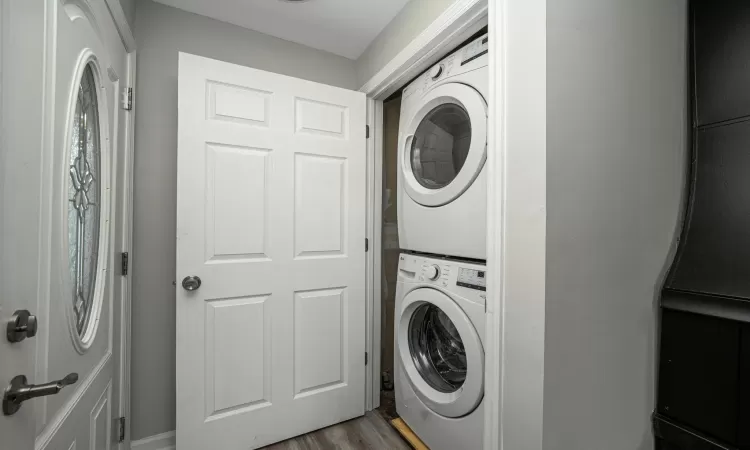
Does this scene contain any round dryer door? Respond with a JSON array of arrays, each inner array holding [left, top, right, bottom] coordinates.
[[401, 83, 487, 207], [398, 288, 484, 418]]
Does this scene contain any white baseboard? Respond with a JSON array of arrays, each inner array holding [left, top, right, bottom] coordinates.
[[131, 431, 175, 450]]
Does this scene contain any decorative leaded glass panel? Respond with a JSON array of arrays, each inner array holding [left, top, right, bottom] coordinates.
[[68, 63, 101, 336]]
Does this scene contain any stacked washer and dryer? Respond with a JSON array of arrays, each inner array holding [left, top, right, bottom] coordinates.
[[394, 33, 489, 450]]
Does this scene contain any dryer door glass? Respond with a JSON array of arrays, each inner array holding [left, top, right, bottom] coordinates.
[[408, 303, 467, 393], [410, 103, 471, 189]]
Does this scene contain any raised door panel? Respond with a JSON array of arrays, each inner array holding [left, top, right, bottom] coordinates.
[[89, 385, 111, 450], [294, 154, 347, 259], [295, 98, 349, 139], [205, 143, 271, 263], [293, 288, 347, 397], [207, 81, 271, 127], [204, 296, 272, 419]]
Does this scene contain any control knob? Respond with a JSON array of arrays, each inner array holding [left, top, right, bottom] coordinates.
[[424, 265, 441, 281]]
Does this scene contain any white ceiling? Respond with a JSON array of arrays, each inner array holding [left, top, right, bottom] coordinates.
[[153, 0, 411, 60]]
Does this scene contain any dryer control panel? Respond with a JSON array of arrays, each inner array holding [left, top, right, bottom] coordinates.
[[402, 33, 488, 102], [398, 254, 487, 296]]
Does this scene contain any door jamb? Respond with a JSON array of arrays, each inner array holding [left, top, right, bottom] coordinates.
[[105, 0, 137, 53], [116, 48, 136, 449], [358, 0, 489, 414], [105, 1, 136, 447]]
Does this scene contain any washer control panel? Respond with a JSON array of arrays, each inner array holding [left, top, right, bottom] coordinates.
[[398, 254, 487, 294], [457, 267, 486, 291]]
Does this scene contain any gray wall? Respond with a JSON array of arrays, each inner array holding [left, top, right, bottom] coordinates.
[[544, 1, 688, 449], [131, 0, 357, 440], [118, 0, 136, 32], [355, 0, 456, 88]]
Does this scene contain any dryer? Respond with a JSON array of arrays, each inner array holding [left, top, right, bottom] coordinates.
[[395, 253, 486, 450], [398, 34, 488, 260]]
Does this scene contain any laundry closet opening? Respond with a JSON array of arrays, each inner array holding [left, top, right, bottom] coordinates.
[[376, 28, 489, 444]]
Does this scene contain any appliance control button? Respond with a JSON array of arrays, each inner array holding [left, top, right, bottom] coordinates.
[[425, 265, 440, 281]]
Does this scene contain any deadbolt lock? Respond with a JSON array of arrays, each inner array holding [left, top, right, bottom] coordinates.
[[6, 310, 38, 343]]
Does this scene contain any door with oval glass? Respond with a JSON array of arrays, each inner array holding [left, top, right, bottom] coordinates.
[[0, 0, 132, 448]]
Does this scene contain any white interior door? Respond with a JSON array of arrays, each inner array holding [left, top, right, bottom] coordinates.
[[1, 1, 130, 449], [176, 53, 367, 449]]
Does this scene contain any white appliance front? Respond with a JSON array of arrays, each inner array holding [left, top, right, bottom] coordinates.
[[398, 34, 489, 260], [395, 253, 486, 450]]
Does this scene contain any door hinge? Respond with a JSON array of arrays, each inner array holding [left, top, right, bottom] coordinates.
[[366, 125, 370, 139], [365, 238, 369, 252], [121, 87, 133, 110], [121, 252, 129, 276], [365, 352, 369, 365], [116, 417, 126, 443]]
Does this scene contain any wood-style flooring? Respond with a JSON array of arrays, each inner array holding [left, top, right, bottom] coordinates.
[[262, 411, 411, 450]]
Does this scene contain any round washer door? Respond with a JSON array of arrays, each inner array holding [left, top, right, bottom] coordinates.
[[401, 83, 487, 207], [398, 287, 484, 418]]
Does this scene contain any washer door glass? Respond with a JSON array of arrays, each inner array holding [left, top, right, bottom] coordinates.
[[410, 104, 472, 190], [408, 303, 467, 393]]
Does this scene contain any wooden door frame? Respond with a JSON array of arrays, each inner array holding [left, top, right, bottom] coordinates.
[[360, 0, 548, 448]]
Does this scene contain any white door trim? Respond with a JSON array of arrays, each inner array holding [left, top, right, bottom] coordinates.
[[358, 0, 489, 427], [116, 49, 137, 450], [131, 430, 176, 450], [485, 0, 546, 449], [358, 0, 489, 99], [364, 97, 380, 411], [104, 0, 136, 53]]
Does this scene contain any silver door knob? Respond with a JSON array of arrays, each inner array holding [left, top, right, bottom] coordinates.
[[3, 373, 78, 416], [6, 310, 38, 343], [182, 276, 202, 291]]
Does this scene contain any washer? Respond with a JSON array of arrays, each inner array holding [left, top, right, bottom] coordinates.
[[398, 34, 488, 260], [395, 253, 486, 450]]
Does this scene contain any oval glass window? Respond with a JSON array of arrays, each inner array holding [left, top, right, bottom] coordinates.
[[408, 303, 467, 393], [410, 103, 472, 189], [68, 63, 102, 337]]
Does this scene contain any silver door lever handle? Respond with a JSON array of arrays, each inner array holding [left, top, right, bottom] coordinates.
[[3, 373, 78, 416]]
